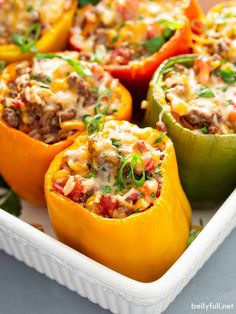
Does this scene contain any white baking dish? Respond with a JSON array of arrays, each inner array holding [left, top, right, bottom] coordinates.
[[0, 189, 235, 314]]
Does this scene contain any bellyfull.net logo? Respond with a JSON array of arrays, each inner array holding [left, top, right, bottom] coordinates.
[[191, 302, 234, 311]]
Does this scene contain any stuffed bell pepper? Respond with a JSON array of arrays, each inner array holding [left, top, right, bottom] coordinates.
[[69, 0, 193, 90], [45, 120, 191, 282], [192, 2, 236, 63], [144, 54, 236, 208], [0, 0, 76, 63], [0, 52, 132, 205]]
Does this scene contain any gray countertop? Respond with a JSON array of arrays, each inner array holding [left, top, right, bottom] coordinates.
[[0, 229, 235, 314]]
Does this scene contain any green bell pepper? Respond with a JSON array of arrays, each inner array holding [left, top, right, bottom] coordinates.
[[144, 54, 236, 208]]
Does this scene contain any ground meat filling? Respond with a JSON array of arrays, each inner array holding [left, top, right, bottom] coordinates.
[[71, 0, 186, 66], [193, 6, 236, 63], [52, 121, 165, 219], [0, 0, 73, 45], [0, 53, 122, 144], [161, 55, 236, 135]]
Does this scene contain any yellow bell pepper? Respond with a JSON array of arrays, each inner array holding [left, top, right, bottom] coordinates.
[[45, 121, 191, 282], [0, 1, 77, 64]]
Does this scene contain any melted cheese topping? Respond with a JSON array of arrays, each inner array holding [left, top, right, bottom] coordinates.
[[193, 6, 236, 63], [161, 56, 236, 135], [0, 0, 73, 44], [71, 0, 186, 66], [0, 52, 121, 144], [53, 121, 165, 219]]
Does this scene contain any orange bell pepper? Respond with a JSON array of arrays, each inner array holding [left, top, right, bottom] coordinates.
[[45, 121, 191, 282], [0, 61, 132, 205], [184, 0, 204, 21], [0, 1, 77, 64]]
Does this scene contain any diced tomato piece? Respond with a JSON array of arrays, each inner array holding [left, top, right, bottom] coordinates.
[[228, 110, 236, 122], [127, 192, 139, 203], [53, 181, 65, 195], [110, 47, 132, 65], [12, 99, 23, 109], [134, 140, 148, 153], [99, 195, 118, 217], [144, 156, 155, 172], [156, 185, 161, 198], [68, 178, 84, 202]]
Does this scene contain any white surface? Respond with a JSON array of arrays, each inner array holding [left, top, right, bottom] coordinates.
[[0, 190, 235, 314]]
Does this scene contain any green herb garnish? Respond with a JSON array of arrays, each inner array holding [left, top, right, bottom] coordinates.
[[201, 126, 209, 134], [27, 5, 34, 12], [12, 23, 41, 53], [35, 54, 92, 77], [142, 36, 166, 54], [187, 230, 200, 247], [196, 86, 215, 98], [0, 177, 21, 217], [111, 138, 122, 148]]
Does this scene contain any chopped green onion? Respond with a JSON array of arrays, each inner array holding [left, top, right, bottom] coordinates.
[[102, 185, 111, 194], [111, 138, 122, 148], [35, 53, 92, 77], [93, 88, 112, 115], [12, 23, 41, 53], [86, 170, 97, 178], [151, 192, 156, 198], [118, 154, 145, 188], [83, 113, 105, 136], [163, 27, 173, 40], [0, 61, 6, 73], [156, 18, 184, 30], [161, 85, 168, 90], [27, 5, 34, 12], [201, 126, 209, 134], [215, 67, 236, 84], [79, 0, 100, 7], [92, 87, 99, 94], [154, 132, 166, 143], [196, 86, 215, 98], [38, 82, 50, 89], [154, 166, 161, 174], [111, 34, 120, 43]]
